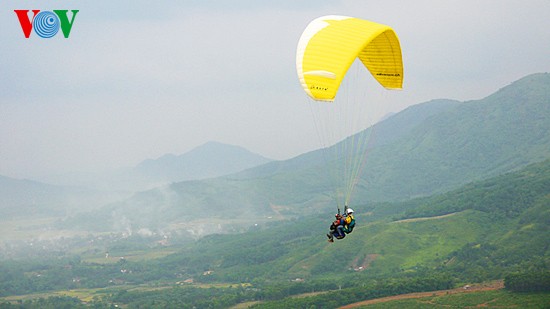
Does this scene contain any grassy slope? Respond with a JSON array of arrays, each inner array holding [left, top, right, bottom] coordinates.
[[281, 210, 504, 279]]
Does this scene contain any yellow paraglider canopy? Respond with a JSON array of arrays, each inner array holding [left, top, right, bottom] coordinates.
[[296, 15, 403, 101]]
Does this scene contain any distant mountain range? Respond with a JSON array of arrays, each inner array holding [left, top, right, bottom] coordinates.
[[0, 141, 272, 220], [134, 141, 272, 183], [0, 175, 125, 220], [65, 72, 550, 233]]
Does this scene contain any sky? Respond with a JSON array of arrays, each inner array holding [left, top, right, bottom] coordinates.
[[1, 0, 549, 180]]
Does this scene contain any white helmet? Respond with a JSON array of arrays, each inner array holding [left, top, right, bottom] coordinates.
[[346, 208, 354, 214]]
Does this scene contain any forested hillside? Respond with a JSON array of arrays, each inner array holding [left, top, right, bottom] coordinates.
[[154, 160, 549, 283], [360, 72, 550, 201]]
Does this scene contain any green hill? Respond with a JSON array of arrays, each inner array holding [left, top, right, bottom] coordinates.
[[148, 159, 550, 283], [361, 72, 550, 201]]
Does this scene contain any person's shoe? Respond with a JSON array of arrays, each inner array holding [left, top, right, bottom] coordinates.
[[328, 238, 334, 243]]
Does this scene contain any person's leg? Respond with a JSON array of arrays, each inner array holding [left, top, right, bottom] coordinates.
[[336, 225, 345, 239]]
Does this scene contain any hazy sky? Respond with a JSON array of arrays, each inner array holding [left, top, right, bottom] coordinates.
[[1, 0, 549, 179]]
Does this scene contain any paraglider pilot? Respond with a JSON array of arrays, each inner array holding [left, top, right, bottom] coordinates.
[[327, 214, 345, 242], [327, 208, 355, 242]]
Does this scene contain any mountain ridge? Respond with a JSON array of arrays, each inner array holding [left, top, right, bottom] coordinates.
[[76, 73, 550, 233], [134, 141, 272, 182], [0, 141, 272, 220]]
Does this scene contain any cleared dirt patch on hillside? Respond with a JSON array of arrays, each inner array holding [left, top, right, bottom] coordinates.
[[392, 212, 459, 224]]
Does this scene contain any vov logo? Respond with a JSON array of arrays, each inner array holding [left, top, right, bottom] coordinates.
[[14, 10, 79, 38]]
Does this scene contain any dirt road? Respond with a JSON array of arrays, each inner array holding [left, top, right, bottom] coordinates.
[[339, 280, 504, 308]]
